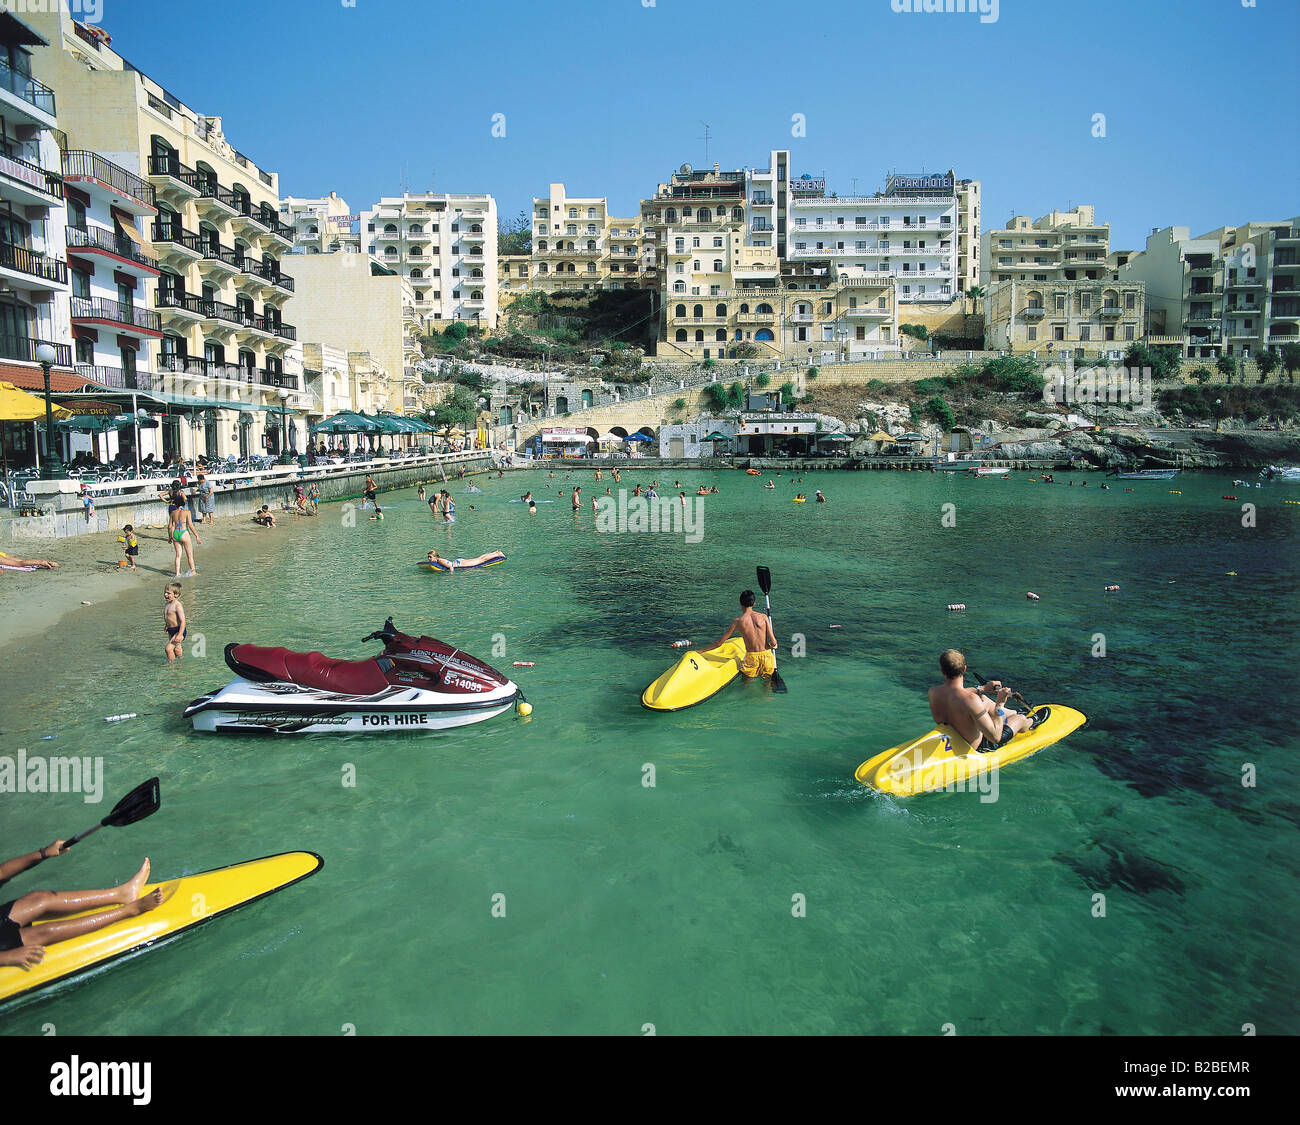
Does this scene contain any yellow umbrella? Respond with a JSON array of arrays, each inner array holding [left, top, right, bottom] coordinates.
[[869, 431, 896, 443], [0, 382, 73, 421]]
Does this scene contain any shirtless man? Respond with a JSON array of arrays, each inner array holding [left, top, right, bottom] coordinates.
[[927, 649, 1033, 753], [713, 590, 778, 681], [571, 486, 581, 512]]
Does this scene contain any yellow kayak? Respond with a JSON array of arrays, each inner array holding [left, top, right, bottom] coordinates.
[[855, 705, 1086, 795], [641, 637, 747, 711], [0, 851, 323, 1011]]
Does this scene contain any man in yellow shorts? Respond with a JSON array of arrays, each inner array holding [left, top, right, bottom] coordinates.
[[714, 590, 778, 680]]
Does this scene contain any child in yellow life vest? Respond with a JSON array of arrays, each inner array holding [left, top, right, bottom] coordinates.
[[118, 524, 139, 572]]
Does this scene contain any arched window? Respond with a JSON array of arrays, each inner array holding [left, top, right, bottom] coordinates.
[[471, 270, 484, 279], [698, 208, 711, 222], [471, 224, 482, 233], [715, 329, 726, 342], [694, 330, 704, 342], [673, 281, 685, 292], [683, 206, 692, 218], [471, 291, 483, 301], [587, 240, 596, 250], [411, 269, 423, 279], [567, 225, 577, 235], [732, 206, 744, 222], [587, 208, 597, 219], [693, 304, 704, 319], [308, 224, 318, 235], [740, 303, 750, 314], [409, 224, 423, 234], [715, 303, 727, 317], [713, 260, 724, 272], [675, 304, 686, 317], [676, 329, 688, 342], [539, 263, 549, 274], [755, 329, 774, 341], [665, 208, 677, 223], [538, 240, 548, 251], [384, 224, 397, 233], [568, 208, 577, 218]]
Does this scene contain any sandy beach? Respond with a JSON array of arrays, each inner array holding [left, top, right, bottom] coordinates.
[[0, 510, 307, 649]]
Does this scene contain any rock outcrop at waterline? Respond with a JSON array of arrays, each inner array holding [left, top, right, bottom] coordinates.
[[995, 429, 1300, 470]]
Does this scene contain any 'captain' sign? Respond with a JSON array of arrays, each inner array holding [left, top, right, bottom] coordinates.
[[886, 172, 955, 194]]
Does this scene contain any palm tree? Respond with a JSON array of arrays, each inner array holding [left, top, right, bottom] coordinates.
[[1281, 341, 1300, 384], [1255, 347, 1279, 384], [963, 285, 985, 341]]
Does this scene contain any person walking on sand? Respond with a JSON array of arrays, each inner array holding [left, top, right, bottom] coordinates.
[[163, 581, 187, 661], [0, 843, 164, 969], [167, 487, 201, 578], [197, 473, 216, 525]]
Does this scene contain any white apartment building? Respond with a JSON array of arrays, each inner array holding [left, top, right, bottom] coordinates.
[[787, 170, 974, 305], [363, 193, 498, 330], [282, 192, 360, 255], [0, 11, 71, 397]]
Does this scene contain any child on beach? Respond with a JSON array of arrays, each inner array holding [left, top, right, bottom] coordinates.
[[119, 524, 139, 572], [80, 486, 94, 523], [308, 483, 320, 514], [163, 582, 186, 661]]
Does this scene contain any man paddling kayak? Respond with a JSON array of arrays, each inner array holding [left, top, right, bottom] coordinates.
[[0, 843, 163, 969], [928, 649, 1033, 752], [713, 590, 778, 681]]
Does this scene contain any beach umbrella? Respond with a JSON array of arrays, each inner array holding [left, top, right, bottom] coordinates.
[[817, 432, 852, 443], [0, 382, 72, 421], [624, 432, 653, 442], [596, 432, 623, 443], [868, 431, 896, 443], [702, 431, 730, 441]]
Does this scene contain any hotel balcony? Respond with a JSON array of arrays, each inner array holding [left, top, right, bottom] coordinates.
[[1271, 279, 1300, 296], [1184, 314, 1222, 327], [1023, 306, 1047, 319], [235, 204, 294, 247], [376, 229, 403, 240], [460, 229, 486, 243], [62, 151, 156, 217], [1099, 305, 1124, 318], [70, 296, 163, 339], [146, 154, 202, 200], [197, 239, 244, 279], [0, 58, 56, 129], [66, 225, 160, 276], [0, 151, 63, 207], [406, 228, 432, 242], [155, 292, 206, 322], [843, 306, 892, 318], [194, 179, 241, 220], [73, 363, 156, 392], [0, 334, 70, 367], [734, 313, 776, 325], [151, 223, 203, 261], [257, 367, 298, 390], [1187, 265, 1219, 278], [1225, 277, 1263, 289], [0, 240, 68, 289]]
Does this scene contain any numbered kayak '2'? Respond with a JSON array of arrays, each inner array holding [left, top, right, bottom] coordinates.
[[641, 638, 747, 711], [855, 705, 1086, 796], [0, 851, 323, 1012]]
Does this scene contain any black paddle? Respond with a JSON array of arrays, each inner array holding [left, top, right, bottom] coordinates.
[[755, 566, 787, 694], [968, 669, 1033, 712], [64, 777, 161, 849]]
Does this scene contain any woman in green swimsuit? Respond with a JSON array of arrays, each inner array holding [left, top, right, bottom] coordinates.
[[167, 487, 202, 578]]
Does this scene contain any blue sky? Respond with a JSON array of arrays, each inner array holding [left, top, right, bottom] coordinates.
[[89, 0, 1298, 248]]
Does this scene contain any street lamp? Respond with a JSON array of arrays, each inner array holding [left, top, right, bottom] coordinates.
[[278, 390, 292, 464], [35, 343, 64, 479]]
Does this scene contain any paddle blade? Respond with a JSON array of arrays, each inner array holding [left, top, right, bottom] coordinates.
[[103, 776, 161, 829], [770, 668, 788, 694], [756, 566, 772, 595]]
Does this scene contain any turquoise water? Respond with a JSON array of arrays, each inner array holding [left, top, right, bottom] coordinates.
[[1, 468, 1298, 1035]]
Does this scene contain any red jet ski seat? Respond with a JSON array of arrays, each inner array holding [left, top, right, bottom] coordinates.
[[225, 643, 392, 695]]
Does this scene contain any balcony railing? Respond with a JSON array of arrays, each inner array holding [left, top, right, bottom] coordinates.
[[244, 260, 295, 292], [61, 151, 153, 208], [146, 154, 201, 192], [237, 203, 294, 240], [151, 223, 203, 254], [0, 240, 68, 284], [0, 151, 62, 199], [267, 319, 296, 341], [156, 292, 206, 317], [0, 58, 56, 117], [74, 363, 156, 392], [66, 224, 159, 270], [1099, 305, 1124, 318], [258, 368, 298, 389], [0, 335, 71, 366], [198, 240, 243, 269], [71, 296, 162, 334], [196, 179, 240, 212]]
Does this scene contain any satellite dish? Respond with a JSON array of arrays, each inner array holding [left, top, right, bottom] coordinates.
[[679, 163, 693, 175]]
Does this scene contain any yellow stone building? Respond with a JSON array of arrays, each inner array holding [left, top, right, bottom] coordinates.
[[984, 278, 1145, 359], [981, 205, 1112, 287]]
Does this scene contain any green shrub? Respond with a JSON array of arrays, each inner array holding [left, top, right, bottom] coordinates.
[[925, 396, 957, 430], [755, 372, 771, 388], [444, 321, 469, 341], [806, 366, 819, 379]]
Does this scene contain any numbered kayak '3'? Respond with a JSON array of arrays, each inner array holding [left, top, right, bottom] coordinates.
[[0, 851, 323, 1012], [641, 638, 747, 711], [855, 705, 1087, 796]]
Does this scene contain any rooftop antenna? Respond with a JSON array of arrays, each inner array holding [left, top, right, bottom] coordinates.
[[699, 121, 711, 165], [851, 177, 858, 195]]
